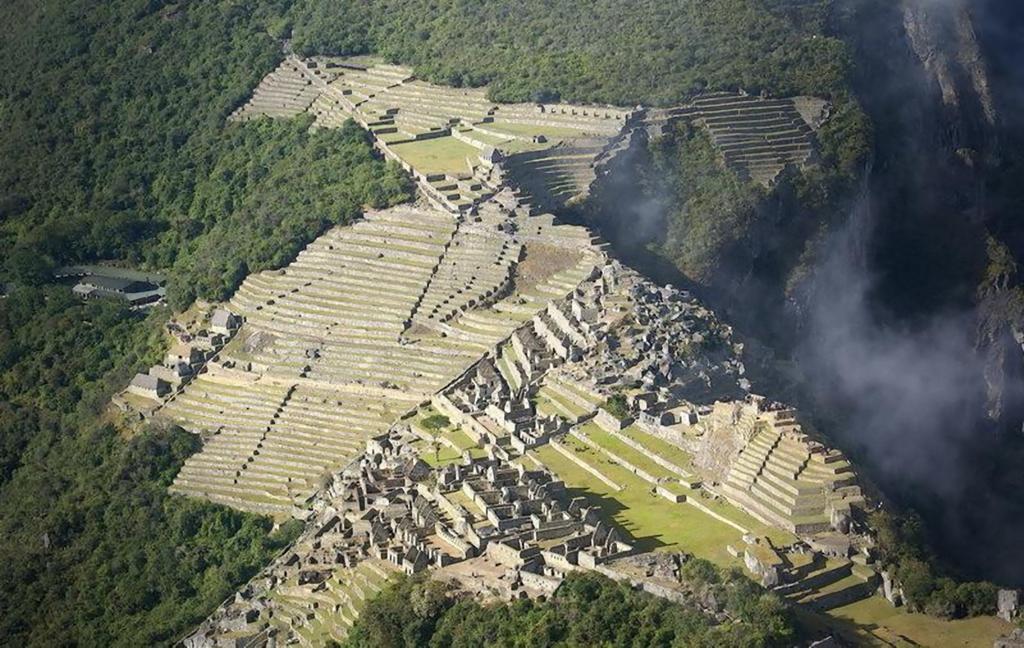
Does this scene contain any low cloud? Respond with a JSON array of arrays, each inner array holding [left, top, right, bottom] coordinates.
[[797, 189, 988, 498]]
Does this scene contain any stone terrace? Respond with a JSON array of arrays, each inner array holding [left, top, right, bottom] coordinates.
[[719, 409, 864, 536], [648, 91, 824, 186], [503, 137, 611, 211], [230, 56, 335, 122], [227, 205, 463, 391], [410, 206, 522, 329], [165, 372, 401, 517], [162, 192, 608, 517], [270, 56, 630, 212]]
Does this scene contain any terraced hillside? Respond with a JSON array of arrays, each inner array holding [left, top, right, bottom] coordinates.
[[503, 137, 613, 211], [232, 56, 829, 211], [719, 409, 864, 535], [647, 92, 825, 185], [169, 54, 1017, 648], [166, 373, 401, 517], [229, 55, 335, 121], [227, 205, 463, 392], [237, 56, 628, 212], [409, 205, 522, 329], [160, 186, 605, 517], [266, 559, 396, 645]]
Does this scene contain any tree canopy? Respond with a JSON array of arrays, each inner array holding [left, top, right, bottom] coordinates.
[[0, 0, 412, 306], [289, 0, 851, 105], [0, 286, 302, 646], [346, 568, 798, 648]]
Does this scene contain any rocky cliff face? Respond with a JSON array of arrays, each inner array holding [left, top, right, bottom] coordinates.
[[900, 0, 1024, 431], [903, 0, 997, 147], [900, 0, 1016, 419], [829, 0, 1024, 584]]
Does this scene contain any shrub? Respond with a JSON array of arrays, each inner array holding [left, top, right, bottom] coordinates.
[[603, 394, 630, 420]]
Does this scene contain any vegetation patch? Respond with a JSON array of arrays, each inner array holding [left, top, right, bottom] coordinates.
[[289, 0, 849, 106], [601, 393, 631, 420], [346, 569, 798, 647], [869, 510, 998, 620]]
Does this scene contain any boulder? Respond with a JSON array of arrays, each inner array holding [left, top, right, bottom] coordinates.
[[881, 570, 903, 607], [998, 589, 1020, 622], [995, 628, 1024, 648], [830, 507, 851, 534]]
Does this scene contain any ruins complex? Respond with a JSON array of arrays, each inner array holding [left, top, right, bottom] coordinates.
[[148, 56, 909, 646]]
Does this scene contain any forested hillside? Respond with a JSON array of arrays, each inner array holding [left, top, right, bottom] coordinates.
[[0, 1, 407, 645], [0, 0, 411, 302], [0, 0, 871, 644], [4, 0, 1008, 644], [290, 0, 847, 105], [1, 0, 861, 304], [0, 288, 303, 645]]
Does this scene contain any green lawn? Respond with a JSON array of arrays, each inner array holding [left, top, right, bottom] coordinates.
[[411, 439, 463, 467], [390, 136, 480, 174], [620, 424, 695, 472], [445, 428, 479, 452], [535, 440, 1010, 647], [796, 594, 1013, 648], [547, 376, 604, 405], [534, 391, 571, 421], [532, 443, 745, 566], [462, 127, 513, 146], [484, 120, 589, 139], [495, 353, 521, 391], [581, 424, 679, 481], [538, 385, 591, 419], [407, 406, 483, 465], [568, 427, 789, 544], [444, 429, 486, 460]]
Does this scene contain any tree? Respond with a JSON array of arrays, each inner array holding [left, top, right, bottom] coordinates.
[[602, 394, 630, 420], [421, 415, 450, 432], [420, 415, 450, 463]]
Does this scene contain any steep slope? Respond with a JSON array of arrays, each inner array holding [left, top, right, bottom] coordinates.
[[823, 0, 1024, 585]]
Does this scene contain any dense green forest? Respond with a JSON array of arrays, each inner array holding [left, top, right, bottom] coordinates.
[[0, 1, 406, 644], [0, 0, 411, 304], [288, 0, 848, 105], [1, 0, 284, 278], [0, 289, 166, 486], [346, 567, 797, 648], [0, 288, 302, 646]]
